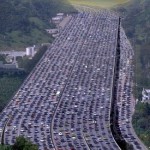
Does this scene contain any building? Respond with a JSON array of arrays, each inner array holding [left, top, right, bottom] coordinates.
[[0, 61, 17, 69], [41, 43, 51, 47], [0, 61, 25, 74], [52, 13, 65, 24], [46, 29, 59, 34], [3, 64, 17, 69], [52, 34, 59, 38], [26, 46, 35, 57], [52, 16, 63, 24], [142, 88, 150, 102], [57, 13, 64, 16]]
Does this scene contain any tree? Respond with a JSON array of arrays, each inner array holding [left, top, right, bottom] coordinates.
[[12, 136, 38, 150], [0, 145, 12, 150]]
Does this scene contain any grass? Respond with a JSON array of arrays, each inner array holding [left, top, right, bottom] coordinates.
[[0, 75, 25, 112], [0, 29, 53, 51], [68, 0, 130, 8], [0, 0, 76, 51]]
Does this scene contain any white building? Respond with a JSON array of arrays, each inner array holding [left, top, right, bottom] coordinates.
[[0, 61, 17, 69], [57, 13, 64, 16], [26, 46, 35, 57], [52, 16, 62, 22], [142, 88, 150, 102], [46, 29, 59, 34], [52, 14, 64, 24]]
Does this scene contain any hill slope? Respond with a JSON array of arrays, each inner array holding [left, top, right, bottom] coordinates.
[[68, 0, 129, 8], [117, 0, 150, 148], [118, 0, 150, 98], [0, 0, 76, 50]]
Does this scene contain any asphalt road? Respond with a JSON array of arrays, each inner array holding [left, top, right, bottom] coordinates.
[[0, 10, 147, 150]]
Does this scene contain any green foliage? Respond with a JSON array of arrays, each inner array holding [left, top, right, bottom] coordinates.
[[132, 102, 150, 148], [0, 0, 75, 34], [0, 0, 76, 49], [68, 0, 129, 8], [0, 74, 25, 112], [0, 55, 6, 63], [18, 46, 47, 73], [117, 0, 150, 148], [0, 136, 38, 150], [0, 145, 12, 150], [0, 46, 47, 112], [118, 0, 150, 99], [12, 136, 38, 150]]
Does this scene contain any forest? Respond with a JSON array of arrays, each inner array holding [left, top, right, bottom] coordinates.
[[0, 74, 25, 112], [118, 0, 150, 99], [132, 102, 150, 148], [0, 0, 76, 49]]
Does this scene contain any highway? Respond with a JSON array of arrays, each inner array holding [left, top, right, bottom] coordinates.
[[0, 10, 147, 150], [116, 27, 148, 150], [51, 12, 120, 150]]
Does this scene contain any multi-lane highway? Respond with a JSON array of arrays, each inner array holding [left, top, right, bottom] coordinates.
[[0, 10, 147, 150]]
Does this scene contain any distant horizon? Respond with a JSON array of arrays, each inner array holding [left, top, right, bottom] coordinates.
[[68, 0, 131, 8]]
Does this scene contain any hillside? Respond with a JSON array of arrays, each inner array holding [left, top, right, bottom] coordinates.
[[118, 0, 150, 99], [117, 0, 150, 148], [0, 0, 76, 50], [68, 0, 129, 8]]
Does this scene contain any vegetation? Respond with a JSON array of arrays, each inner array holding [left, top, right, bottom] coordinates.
[[117, 0, 150, 148], [0, 0, 150, 149], [68, 0, 129, 8], [0, 136, 38, 150], [0, 0, 76, 111], [0, 46, 48, 112], [0, 0, 76, 50], [0, 55, 6, 63], [17, 45, 48, 73], [117, 0, 150, 99], [132, 102, 150, 148], [0, 74, 25, 112]]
